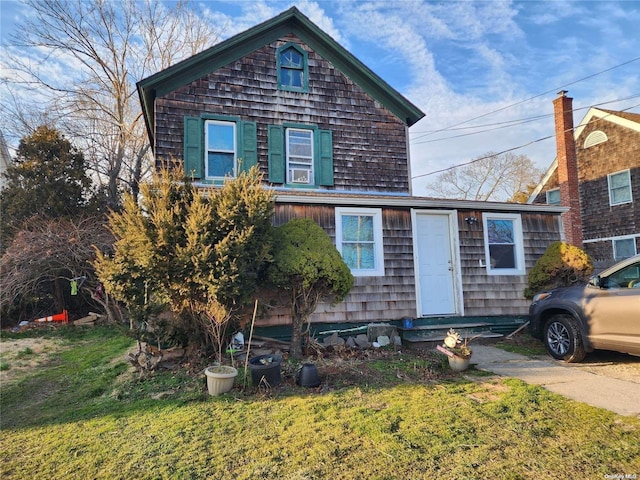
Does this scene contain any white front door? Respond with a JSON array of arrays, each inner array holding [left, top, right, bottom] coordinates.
[[414, 212, 459, 316]]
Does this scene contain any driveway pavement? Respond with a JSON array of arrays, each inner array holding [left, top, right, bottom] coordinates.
[[471, 345, 640, 417]]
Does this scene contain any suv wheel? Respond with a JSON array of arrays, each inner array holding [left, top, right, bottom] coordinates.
[[543, 314, 586, 363]]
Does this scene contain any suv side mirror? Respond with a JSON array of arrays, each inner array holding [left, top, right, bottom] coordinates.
[[590, 275, 602, 288]]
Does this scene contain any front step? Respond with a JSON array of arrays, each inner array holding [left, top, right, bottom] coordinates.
[[398, 322, 504, 347]]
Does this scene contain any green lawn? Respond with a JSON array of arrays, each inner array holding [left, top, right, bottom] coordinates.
[[1, 326, 638, 479]]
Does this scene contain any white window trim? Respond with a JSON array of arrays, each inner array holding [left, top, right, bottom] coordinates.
[[546, 188, 560, 205], [482, 212, 525, 276], [286, 127, 314, 185], [613, 236, 637, 260], [607, 169, 632, 206], [335, 207, 384, 277], [204, 120, 236, 179]]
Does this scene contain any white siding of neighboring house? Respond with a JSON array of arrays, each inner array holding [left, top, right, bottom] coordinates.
[[0, 131, 13, 190]]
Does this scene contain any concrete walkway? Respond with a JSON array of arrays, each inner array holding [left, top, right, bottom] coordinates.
[[471, 345, 640, 417]]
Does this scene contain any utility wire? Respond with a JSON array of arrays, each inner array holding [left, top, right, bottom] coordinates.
[[411, 103, 640, 179], [409, 94, 640, 135], [410, 56, 640, 142], [411, 95, 640, 145]]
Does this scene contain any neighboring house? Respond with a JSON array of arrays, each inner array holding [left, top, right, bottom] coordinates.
[[138, 8, 564, 332], [0, 130, 12, 190], [529, 92, 640, 268]]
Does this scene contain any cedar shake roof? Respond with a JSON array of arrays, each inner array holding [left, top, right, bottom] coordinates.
[[137, 7, 425, 146]]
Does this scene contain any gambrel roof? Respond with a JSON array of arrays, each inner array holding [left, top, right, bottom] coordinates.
[[137, 7, 425, 146]]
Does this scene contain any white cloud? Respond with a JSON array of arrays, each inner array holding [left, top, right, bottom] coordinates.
[[526, 0, 585, 25], [2, 0, 638, 194]]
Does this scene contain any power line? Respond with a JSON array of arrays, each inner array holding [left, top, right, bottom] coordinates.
[[410, 56, 640, 142], [410, 94, 640, 145], [411, 103, 640, 180], [410, 113, 550, 134], [411, 136, 554, 179], [409, 94, 640, 136]]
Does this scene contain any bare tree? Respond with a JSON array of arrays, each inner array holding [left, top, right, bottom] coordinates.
[[1, 0, 221, 206], [0, 216, 118, 324], [424, 152, 542, 202]]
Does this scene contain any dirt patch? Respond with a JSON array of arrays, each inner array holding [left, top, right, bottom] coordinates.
[[498, 333, 640, 384], [558, 350, 640, 384], [0, 337, 67, 384], [234, 346, 455, 397], [466, 379, 511, 403]]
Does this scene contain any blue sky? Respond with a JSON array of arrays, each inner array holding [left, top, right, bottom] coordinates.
[[1, 0, 639, 195]]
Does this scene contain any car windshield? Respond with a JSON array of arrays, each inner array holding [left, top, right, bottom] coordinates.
[[601, 260, 640, 289]]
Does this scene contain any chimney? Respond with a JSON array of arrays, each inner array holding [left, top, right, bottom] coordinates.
[[553, 91, 583, 247]]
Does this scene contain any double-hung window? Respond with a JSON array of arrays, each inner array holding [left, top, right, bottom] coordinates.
[[335, 207, 384, 277], [483, 213, 525, 275], [205, 120, 236, 179], [286, 128, 313, 184], [183, 115, 257, 183], [268, 124, 333, 186], [608, 170, 632, 206]]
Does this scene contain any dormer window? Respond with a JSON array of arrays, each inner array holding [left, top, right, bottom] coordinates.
[[277, 43, 308, 92]]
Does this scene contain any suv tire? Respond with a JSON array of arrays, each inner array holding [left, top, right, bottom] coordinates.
[[543, 314, 586, 363]]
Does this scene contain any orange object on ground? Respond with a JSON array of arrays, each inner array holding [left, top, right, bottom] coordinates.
[[34, 309, 69, 323]]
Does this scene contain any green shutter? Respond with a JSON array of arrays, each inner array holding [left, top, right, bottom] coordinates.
[[268, 125, 285, 183], [239, 121, 257, 172], [317, 129, 333, 186], [184, 116, 202, 179]]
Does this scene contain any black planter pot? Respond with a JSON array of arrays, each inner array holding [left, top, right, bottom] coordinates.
[[297, 363, 320, 387], [249, 355, 282, 387]]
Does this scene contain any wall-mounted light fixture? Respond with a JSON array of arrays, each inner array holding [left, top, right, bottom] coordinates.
[[464, 216, 478, 225]]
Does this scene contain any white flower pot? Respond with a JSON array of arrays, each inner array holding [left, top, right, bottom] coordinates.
[[448, 355, 470, 372], [205, 365, 238, 396]]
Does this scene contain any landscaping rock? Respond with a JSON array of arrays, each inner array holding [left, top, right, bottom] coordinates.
[[377, 335, 391, 347], [355, 334, 371, 348], [324, 332, 345, 346], [367, 323, 399, 343]]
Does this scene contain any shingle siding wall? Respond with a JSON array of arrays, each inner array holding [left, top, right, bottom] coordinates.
[[577, 122, 640, 244], [154, 34, 410, 193], [532, 118, 640, 263], [458, 211, 561, 316], [258, 204, 416, 326], [256, 206, 561, 326], [532, 175, 559, 204]]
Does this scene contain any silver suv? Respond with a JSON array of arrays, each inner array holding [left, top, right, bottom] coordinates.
[[529, 254, 640, 362]]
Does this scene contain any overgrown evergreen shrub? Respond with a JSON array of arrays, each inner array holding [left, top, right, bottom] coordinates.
[[267, 218, 354, 359], [95, 166, 274, 360], [524, 241, 593, 299]]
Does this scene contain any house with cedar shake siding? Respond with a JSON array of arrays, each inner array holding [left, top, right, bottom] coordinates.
[[138, 7, 565, 336], [528, 93, 640, 270]]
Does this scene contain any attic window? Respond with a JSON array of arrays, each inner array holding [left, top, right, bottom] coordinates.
[[584, 130, 608, 148], [277, 43, 308, 92]]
